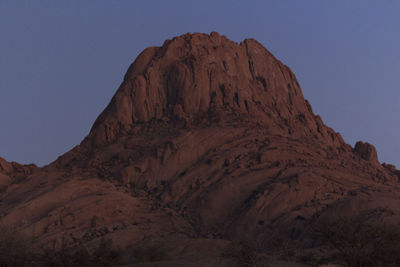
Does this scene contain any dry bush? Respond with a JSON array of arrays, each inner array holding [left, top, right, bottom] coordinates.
[[221, 242, 271, 267], [0, 228, 119, 267], [0, 226, 170, 266], [314, 214, 400, 267], [0, 226, 37, 266], [127, 243, 169, 264], [42, 238, 120, 267], [268, 238, 304, 262]]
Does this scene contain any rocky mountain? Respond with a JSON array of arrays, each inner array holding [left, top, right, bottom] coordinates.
[[1, 32, 400, 265]]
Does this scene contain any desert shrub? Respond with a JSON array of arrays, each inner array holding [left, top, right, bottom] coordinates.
[[314, 215, 400, 267], [221, 243, 266, 267], [128, 243, 168, 263], [268, 238, 304, 262], [0, 228, 119, 267], [42, 238, 120, 267], [91, 238, 120, 266], [0, 227, 36, 266], [42, 245, 92, 267]]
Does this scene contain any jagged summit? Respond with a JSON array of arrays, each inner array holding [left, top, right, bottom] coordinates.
[[87, 32, 344, 148]]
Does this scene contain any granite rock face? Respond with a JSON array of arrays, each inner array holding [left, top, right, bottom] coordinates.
[[1, 33, 400, 261], [354, 141, 379, 165], [0, 157, 37, 189], [87, 32, 344, 149]]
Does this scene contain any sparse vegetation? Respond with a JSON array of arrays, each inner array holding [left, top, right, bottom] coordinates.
[[41, 238, 120, 267], [0, 227, 36, 266], [0, 227, 119, 267], [314, 214, 400, 266], [4, 216, 400, 267], [221, 242, 269, 267], [268, 238, 304, 262], [127, 243, 169, 264], [220, 214, 400, 267]]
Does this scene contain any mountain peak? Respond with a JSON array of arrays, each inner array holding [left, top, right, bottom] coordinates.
[[4, 33, 400, 265], [86, 32, 344, 148]]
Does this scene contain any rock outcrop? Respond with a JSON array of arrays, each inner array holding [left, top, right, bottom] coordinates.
[[0, 32, 399, 264], [354, 141, 379, 165], [0, 157, 37, 189]]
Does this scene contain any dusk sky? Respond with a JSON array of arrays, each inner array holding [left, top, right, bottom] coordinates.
[[1, 1, 400, 167]]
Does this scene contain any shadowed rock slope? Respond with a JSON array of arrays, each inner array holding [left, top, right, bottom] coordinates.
[[1, 32, 400, 261]]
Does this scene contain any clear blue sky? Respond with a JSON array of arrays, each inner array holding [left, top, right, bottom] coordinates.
[[1, 1, 400, 167]]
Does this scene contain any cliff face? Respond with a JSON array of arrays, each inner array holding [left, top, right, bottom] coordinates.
[[0, 33, 399, 259]]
